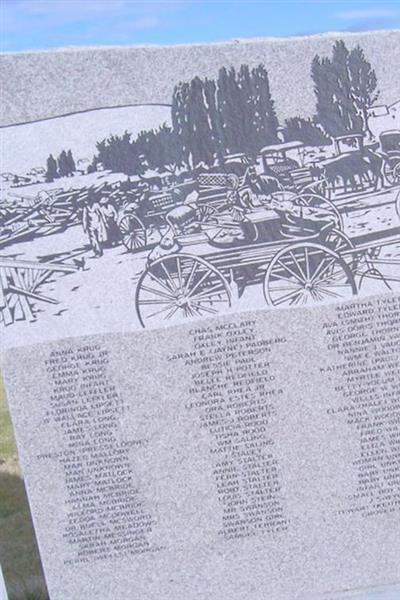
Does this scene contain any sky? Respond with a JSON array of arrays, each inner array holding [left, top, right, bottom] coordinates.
[[1, 0, 400, 52]]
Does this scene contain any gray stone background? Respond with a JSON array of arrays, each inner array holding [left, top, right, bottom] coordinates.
[[1, 31, 399, 127], [1, 31, 399, 600], [3, 295, 400, 600]]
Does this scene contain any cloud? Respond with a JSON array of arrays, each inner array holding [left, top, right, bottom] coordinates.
[[128, 16, 161, 31], [336, 8, 399, 20], [1, 0, 182, 49], [334, 6, 400, 33], [4, 0, 130, 29]]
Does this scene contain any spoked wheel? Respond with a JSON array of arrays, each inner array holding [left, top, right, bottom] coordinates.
[[325, 228, 354, 253], [227, 174, 240, 189], [119, 214, 147, 252], [197, 204, 218, 223], [396, 189, 400, 221], [296, 193, 344, 231], [393, 163, 400, 186], [383, 161, 397, 186], [324, 228, 358, 272], [263, 242, 357, 308], [135, 254, 231, 327]]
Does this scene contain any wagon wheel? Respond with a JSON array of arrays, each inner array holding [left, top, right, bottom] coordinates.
[[396, 189, 400, 221], [393, 162, 400, 186], [227, 174, 240, 189], [263, 242, 357, 308], [324, 228, 358, 273], [135, 253, 231, 327], [383, 161, 396, 186], [383, 157, 400, 186], [295, 192, 344, 231], [119, 214, 147, 252], [197, 204, 217, 223], [325, 228, 354, 253]]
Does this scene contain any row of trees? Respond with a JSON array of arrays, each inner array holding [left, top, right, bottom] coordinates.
[[92, 125, 182, 175], [94, 64, 280, 174], [91, 40, 379, 176], [46, 150, 76, 182], [283, 117, 330, 146], [172, 64, 279, 166]]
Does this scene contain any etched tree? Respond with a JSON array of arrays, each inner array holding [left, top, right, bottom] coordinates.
[[251, 64, 279, 150], [95, 132, 139, 175], [216, 64, 279, 156], [66, 150, 76, 175], [283, 117, 330, 146], [171, 82, 192, 168], [137, 125, 183, 173], [348, 44, 379, 138], [217, 66, 244, 154], [311, 40, 376, 138], [155, 125, 184, 173], [237, 64, 257, 155], [93, 61, 281, 175], [45, 154, 58, 182], [187, 76, 215, 167], [332, 41, 363, 133], [203, 77, 225, 164], [57, 150, 70, 177]]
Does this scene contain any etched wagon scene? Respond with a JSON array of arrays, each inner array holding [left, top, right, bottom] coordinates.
[[1, 40, 400, 343]]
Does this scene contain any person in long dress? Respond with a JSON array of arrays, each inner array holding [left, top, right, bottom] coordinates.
[[99, 196, 119, 246]]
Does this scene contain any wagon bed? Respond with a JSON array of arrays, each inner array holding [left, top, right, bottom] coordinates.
[[135, 186, 400, 329]]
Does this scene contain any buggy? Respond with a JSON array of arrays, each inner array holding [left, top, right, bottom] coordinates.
[[134, 186, 400, 327], [380, 130, 400, 185]]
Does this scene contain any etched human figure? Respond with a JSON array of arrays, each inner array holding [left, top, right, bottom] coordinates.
[[82, 195, 107, 257], [99, 196, 119, 246]]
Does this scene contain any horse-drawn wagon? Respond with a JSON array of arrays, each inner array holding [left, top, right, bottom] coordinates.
[[114, 128, 400, 258], [117, 189, 177, 251], [134, 185, 400, 328], [116, 183, 218, 252], [116, 165, 258, 253], [259, 141, 317, 190]]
